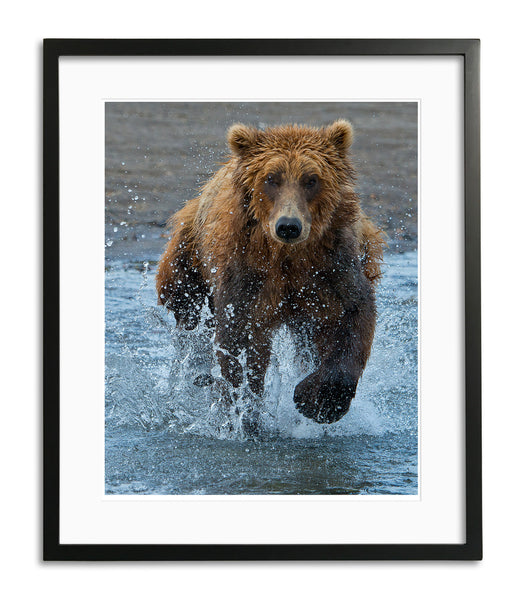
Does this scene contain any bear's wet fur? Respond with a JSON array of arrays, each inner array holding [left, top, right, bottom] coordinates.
[[156, 120, 385, 423]]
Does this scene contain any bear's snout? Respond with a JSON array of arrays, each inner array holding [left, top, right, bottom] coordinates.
[[275, 216, 303, 241]]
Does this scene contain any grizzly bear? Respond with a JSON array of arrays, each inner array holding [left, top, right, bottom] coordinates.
[[156, 120, 385, 424]]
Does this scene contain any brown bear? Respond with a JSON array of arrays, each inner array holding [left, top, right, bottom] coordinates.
[[156, 120, 385, 424]]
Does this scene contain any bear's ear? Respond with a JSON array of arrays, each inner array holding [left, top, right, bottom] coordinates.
[[227, 123, 260, 156], [325, 119, 354, 153]]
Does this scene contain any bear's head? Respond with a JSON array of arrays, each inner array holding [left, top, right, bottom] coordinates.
[[227, 120, 357, 246]]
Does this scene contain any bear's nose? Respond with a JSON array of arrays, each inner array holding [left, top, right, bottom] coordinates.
[[275, 216, 302, 240]]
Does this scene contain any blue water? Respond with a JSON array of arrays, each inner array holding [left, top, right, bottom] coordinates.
[[105, 250, 418, 495]]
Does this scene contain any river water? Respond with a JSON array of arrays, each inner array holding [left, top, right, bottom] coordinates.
[[105, 250, 418, 495]]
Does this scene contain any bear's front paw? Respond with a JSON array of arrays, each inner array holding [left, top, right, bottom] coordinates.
[[293, 370, 357, 424]]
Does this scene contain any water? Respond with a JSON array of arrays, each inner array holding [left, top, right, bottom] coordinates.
[[105, 251, 418, 495]]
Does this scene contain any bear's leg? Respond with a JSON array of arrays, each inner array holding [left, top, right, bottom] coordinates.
[[241, 331, 272, 437], [156, 243, 209, 330], [293, 311, 375, 424], [244, 328, 272, 396], [215, 346, 244, 389], [215, 324, 271, 438], [215, 324, 271, 395]]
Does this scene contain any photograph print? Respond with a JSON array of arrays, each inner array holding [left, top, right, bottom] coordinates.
[[104, 101, 418, 496]]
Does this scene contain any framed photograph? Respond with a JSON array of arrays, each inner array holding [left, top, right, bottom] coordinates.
[[43, 39, 481, 560]]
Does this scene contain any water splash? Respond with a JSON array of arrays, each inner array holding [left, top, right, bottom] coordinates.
[[105, 252, 418, 441]]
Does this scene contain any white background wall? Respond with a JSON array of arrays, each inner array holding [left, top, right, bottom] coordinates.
[[1, 1, 515, 598]]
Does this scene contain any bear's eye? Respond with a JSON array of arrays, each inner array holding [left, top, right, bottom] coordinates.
[[304, 175, 318, 189], [265, 174, 278, 187]]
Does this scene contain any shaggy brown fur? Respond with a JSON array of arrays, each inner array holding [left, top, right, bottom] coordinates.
[[157, 120, 385, 424]]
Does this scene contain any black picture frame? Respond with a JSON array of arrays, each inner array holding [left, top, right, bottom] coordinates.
[[43, 38, 481, 561]]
